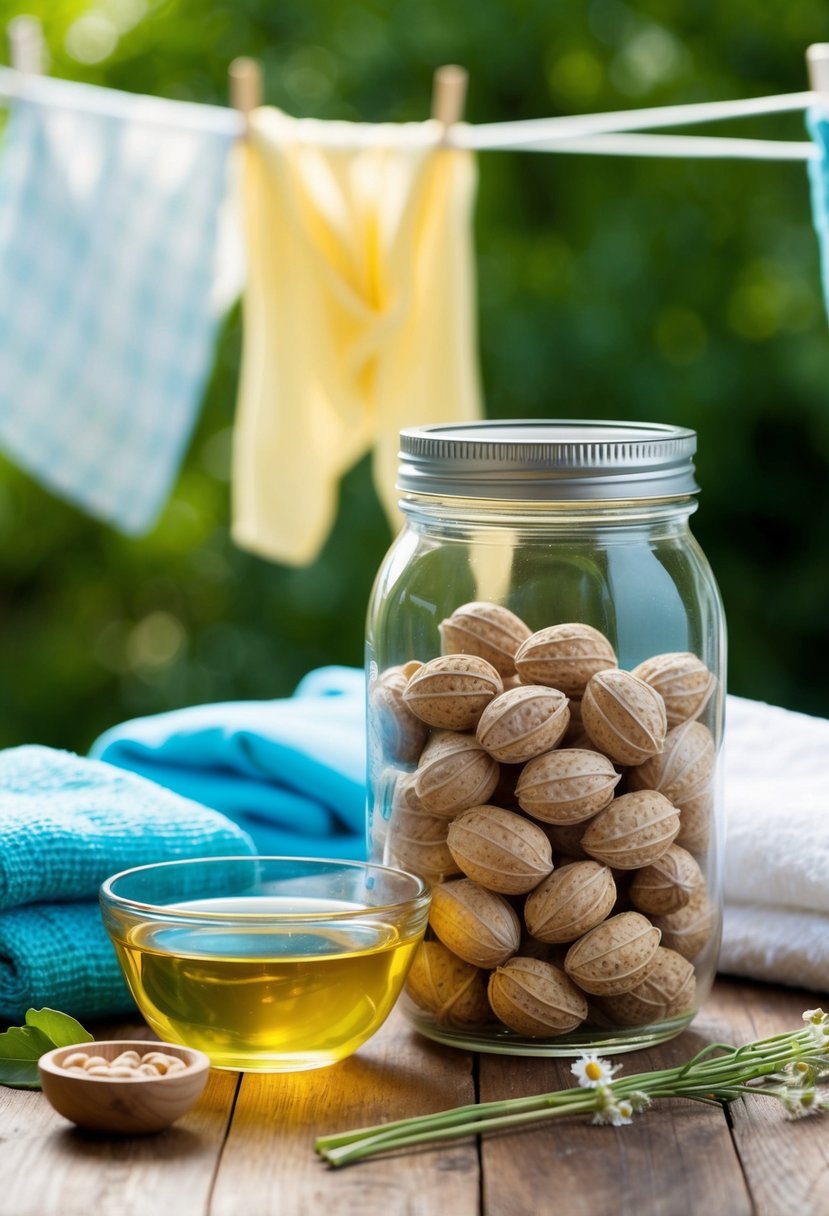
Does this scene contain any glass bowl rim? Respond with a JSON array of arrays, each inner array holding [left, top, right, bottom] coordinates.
[[99, 855, 431, 923]]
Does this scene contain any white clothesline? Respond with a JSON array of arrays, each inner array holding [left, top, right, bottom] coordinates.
[[0, 64, 822, 162]]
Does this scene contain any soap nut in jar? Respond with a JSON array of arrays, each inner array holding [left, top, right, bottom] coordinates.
[[446, 804, 554, 895], [475, 684, 570, 764], [369, 663, 428, 766], [580, 790, 680, 870], [515, 748, 621, 824], [385, 776, 461, 883], [597, 947, 696, 1026], [405, 939, 491, 1029], [414, 731, 500, 817], [628, 844, 704, 916], [651, 888, 715, 961], [439, 602, 532, 678], [581, 669, 668, 765], [488, 957, 589, 1037], [514, 623, 617, 699], [429, 878, 522, 969], [564, 911, 662, 996], [524, 861, 617, 944], [403, 655, 503, 731], [631, 652, 716, 728]]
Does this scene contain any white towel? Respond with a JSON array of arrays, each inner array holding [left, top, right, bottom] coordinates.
[[721, 694, 829, 992], [0, 75, 237, 534]]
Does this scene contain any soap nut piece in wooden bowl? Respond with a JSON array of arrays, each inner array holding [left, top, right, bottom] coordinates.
[[628, 844, 704, 916], [580, 669, 668, 765], [414, 730, 500, 817], [429, 877, 521, 968], [38, 1040, 210, 1135], [488, 957, 589, 1036], [405, 939, 491, 1028], [446, 804, 554, 894], [524, 861, 617, 944], [514, 623, 617, 699], [403, 654, 503, 731], [630, 651, 716, 728], [580, 789, 680, 870], [515, 747, 621, 824], [564, 911, 661, 996], [597, 947, 697, 1026], [475, 684, 570, 763], [439, 601, 532, 677]]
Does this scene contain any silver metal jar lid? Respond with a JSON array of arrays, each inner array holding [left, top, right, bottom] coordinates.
[[397, 420, 698, 501]]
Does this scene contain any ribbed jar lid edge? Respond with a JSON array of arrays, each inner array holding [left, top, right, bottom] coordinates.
[[397, 419, 699, 501]]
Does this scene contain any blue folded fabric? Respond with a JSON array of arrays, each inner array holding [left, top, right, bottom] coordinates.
[[0, 745, 256, 911], [90, 666, 369, 861], [0, 903, 133, 1022], [0, 745, 256, 1022]]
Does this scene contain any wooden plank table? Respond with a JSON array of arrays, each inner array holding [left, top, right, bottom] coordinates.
[[1, 977, 827, 1216]]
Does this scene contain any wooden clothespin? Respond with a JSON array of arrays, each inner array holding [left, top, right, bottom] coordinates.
[[807, 44, 829, 100], [229, 57, 262, 132], [7, 14, 45, 75], [431, 64, 468, 136]]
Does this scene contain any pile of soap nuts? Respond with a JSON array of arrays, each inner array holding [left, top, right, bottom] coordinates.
[[369, 603, 718, 1039], [60, 1049, 188, 1078]]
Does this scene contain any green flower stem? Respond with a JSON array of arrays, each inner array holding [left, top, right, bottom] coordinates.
[[315, 1088, 590, 1154], [320, 1094, 600, 1166], [315, 1025, 828, 1167]]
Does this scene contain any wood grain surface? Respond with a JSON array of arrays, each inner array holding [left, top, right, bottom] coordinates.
[[0, 979, 826, 1216]]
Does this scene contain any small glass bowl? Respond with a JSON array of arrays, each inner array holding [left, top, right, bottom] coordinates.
[[100, 857, 430, 1073]]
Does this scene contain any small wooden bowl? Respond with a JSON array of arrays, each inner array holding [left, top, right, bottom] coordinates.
[[38, 1040, 210, 1134]]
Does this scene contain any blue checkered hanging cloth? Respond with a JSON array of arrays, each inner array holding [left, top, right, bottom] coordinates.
[[0, 79, 237, 534], [808, 108, 829, 325]]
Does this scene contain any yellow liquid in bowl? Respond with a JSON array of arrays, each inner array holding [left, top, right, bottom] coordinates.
[[111, 897, 423, 1072]]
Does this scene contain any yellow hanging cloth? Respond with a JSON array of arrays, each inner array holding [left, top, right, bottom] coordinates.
[[232, 109, 482, 566]]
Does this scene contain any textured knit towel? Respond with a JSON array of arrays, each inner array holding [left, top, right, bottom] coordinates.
[[0, 744, 255, 1022], [90, 666, 368, 860], [0, 903, 133, 1023], [0, 75, 237, 534], [232, 110, 482, 565], [720, 695, 829, 993], [0, 745, 255, 911]]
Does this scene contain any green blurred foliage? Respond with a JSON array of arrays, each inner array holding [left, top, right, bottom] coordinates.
[[1, 0, 829, 751]]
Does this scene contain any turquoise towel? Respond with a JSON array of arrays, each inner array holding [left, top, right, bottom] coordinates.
[[0, 903, 132, 1023], [0, 745, 256, 910], [0, 745, 255, 1022], [90, 666, 369, 861]]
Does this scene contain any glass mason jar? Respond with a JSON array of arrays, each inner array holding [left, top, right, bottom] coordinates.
[[366, 420, 726, 1056]]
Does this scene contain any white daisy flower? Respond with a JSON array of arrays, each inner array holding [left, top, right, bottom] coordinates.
[[782, 1060, 817, 1085], [592, 1098, 634, 1127], [571, 1053, 621, 1089], [780, 1087, 827, 1119]]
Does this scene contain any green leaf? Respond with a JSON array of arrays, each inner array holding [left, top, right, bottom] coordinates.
[[24, 1007, 94, 1048], [0, 1008, 93, 1090], [0, 1024, 54, 1090]]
